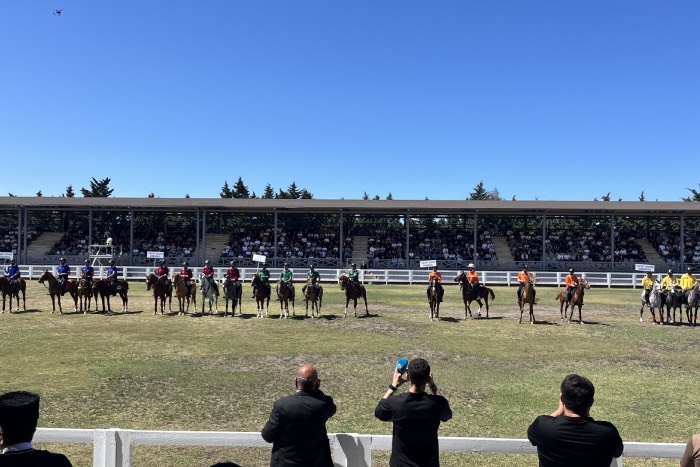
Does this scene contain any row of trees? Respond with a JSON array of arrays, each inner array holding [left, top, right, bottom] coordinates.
[[8, 177, 700, 201]]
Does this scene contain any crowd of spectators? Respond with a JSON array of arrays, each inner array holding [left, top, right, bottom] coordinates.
[[507, 230, 543, 262], [528, 229, 649, 263], [222, 228, 351, 261], [0, 224, 42, 255]]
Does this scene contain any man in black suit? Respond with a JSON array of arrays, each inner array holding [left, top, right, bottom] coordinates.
[[0, 391, 73, 466], [375, 357, 452, 467], [261, 364, 336, 467]]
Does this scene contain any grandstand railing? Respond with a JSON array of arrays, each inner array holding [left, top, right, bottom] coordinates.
[[34, 428, 685, 467], [9, 266, 684, 288]]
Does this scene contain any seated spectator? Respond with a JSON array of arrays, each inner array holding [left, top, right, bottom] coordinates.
[[527, 374, 623, 467], [0, 390, 73, 466], [681, 433, 700, 467]]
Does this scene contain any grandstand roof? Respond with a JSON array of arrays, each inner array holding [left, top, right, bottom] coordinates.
[[0, 197, 699, 215]]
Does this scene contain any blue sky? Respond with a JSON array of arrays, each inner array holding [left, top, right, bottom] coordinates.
[[1, 1, 698, 201]]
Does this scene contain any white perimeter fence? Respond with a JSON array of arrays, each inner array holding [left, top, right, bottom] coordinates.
[[36, 428, 686, 467], [15, 265, 661, 288]]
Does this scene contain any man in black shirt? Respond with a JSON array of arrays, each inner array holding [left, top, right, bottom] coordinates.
[[527, 374, 623, 467], [375, 358, 452, 467], [0, 391, 73, 466]]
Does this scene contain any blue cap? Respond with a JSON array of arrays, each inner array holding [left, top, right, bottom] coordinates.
[[396, 358, 409, 374]]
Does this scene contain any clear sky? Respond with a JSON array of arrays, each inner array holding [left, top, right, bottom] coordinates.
[[1, 1, 698, 201]]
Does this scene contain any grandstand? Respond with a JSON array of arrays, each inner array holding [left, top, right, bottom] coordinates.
[[1, 197, 700, 272]]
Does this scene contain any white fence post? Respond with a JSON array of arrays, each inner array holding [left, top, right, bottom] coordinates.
[[93, 429, 131, 467]]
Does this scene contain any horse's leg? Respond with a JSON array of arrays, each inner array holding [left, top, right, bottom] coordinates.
[[484, 298, 489, 319], [344, 296, 349, 318]]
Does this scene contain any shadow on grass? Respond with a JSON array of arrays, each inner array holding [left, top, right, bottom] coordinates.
[[4, 308, 43, 314], [471, 316, 504, 320], [531, 320, 559, 326], [103, 310, 144, 317]]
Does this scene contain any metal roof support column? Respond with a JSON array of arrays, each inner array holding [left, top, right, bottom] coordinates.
[[541, 214, 547, 271], [339, 211, 344, 268], [195, 209, 200, 267], [201, 211, 206, 268], [473, 212, 478, 267], [17, 208, 23, 263], [129, 210, 134, 266], [680, 214, 685, 270], [405, 212, 410, 269], [610, 214, 615, 271], [274, 210, 278, 266]]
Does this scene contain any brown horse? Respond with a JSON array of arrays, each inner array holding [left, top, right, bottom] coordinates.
[[92, 279, 129, 314], [454, 271, 496, 318], [0, 276, 26, 313], [303, 279, 323, 318], [76, 275, 93, 313], [519, 273, 537, 324], [172, 273, 196, 315], [38, 270, 78, 314], [251, 273, 271, 318], [146, 273, 171, 315], [428, 279, 440, 322], [557, 278, 590, 323], [338, 275, 368, 318], [275, 277, 294, 319]]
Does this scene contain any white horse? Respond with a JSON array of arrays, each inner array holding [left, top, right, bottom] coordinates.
[[199, 273, 219, 314], [640, 280, 662, 324], [686, 283, 700, 326]]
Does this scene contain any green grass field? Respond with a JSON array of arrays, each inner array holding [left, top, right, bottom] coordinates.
[[2, 281, 699, 466]]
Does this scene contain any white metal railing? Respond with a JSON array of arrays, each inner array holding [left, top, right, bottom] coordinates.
[[34, 428, 686, 467], [14, 265, 663, 288]]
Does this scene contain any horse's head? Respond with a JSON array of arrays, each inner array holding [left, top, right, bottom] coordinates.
[[146, 274, 154, 290], [453, 271, 465, 283], [38, 270, 50, 284], [338, 275, 348, 290], [580, 279, 590, 289]]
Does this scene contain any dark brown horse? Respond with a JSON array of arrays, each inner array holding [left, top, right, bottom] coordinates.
[[76, 275, 93, 313], [172, 273, 196, 315], [0, 276, 26, 313], [146, 273, 171, 315], [557, 278, 590, 323], [38, 270, 78, 314], [519, 273, 537, 324], [303, 279, 323, 318], [665, 286, 684, 323], [428, 279, 440, 321], [92, 279, 129, 314], [275, 277, 293, 319], [338, 275, 368, 318], [221, 276, 241, 317], [454, 271, 496, 319], [251, 273, 271, 318]]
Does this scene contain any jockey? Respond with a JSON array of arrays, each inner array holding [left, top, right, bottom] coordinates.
[[201, 260, 219, 296], [565, 268, 580, 305], [57, 257, 70, 295], [180, 261, 193, 296], [348, 263, 361, 287], [303, 264, 321, 295], [680, 267, 696, 304], [641, 271, 655, 306], [517, 264, 536, 304], [427, 266, 443, 303], [466, 263, 481, 295], [225, 261, 240, 283], [258, 262, 271, 298], [106, 259, 121, 295], [4, 259, 20, 292], [279, 263, 294, 300], [155, 260, 172, 294], [81, 259, 94, 287], [660, 269, 679, 309]]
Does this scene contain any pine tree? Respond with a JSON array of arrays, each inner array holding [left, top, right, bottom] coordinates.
[[233, 177, 250, 199], [81, 177, 114, 197], [639, 191, 645, 202], [148, 193, 156, 198], [36, 190, 43, 197], [65, 185, 75, 197], [299, 189, 313, 199], [362, 192, 369, 200], [469, 181, 501, 200], [287, 182, 301, 199], [601, 192, 611, 202], [386, 193, 393, 200], [372, 195, 380, 200], [220, 181, 233, 198], [683, 185, 700, 201], [262, 184, 275, 199]]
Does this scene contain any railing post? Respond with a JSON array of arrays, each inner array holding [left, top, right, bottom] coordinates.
[[93, 428, 131, 467], [333, 433, 371, 467]]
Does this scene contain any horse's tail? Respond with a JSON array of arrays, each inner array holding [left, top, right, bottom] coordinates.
[[489, 288, 495, 300]]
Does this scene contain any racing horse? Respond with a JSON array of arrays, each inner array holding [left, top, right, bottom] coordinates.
[[428, 279, 440, 321], [518, 273, 537, 324], [146, 273, 171, 315], [665, 286, 684, 323], [92, 278, 129, 314], [275, 277, 294, 319], [453, 271, 496, 318], [221, 275, 241, 317], [685, 283, 700, 326], [172, 273, 196, 315], [251, 273, 271, 318], [199, 273, 218, 315], [76, 274, 94, 313], [338, 275, 369, 318], [0, 275, 26, 313], [639, 281, 662, 324], [303, 279, 323, 318], [38, 270, 78, 314], [557, 278, 590, 324]]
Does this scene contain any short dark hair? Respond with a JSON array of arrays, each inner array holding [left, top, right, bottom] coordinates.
[[560, 374, 594, 415], [0, 391, 40, 443], [407, 358, 431, 386]]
